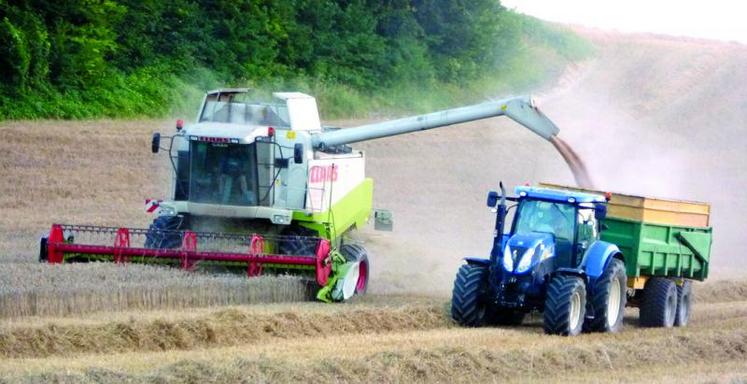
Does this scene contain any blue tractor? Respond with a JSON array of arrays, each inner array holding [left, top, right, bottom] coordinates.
[[451, 184, 627, 336]]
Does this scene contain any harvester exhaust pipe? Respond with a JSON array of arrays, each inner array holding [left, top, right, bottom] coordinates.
[[311, 96, 559, 149]]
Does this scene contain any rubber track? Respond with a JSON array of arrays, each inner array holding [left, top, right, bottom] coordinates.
[[543, 275, 585, 335], [640, 277, 676, 327], [451, 264, 487, 327], [584, 258, 626, 332]]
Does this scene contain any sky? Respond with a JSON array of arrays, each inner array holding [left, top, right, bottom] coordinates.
[[501, 0, 747, 43]]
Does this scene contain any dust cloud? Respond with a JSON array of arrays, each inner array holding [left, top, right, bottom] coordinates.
[[354, 30, 747, 295]]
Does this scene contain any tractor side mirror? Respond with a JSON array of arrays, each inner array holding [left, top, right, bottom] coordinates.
[[594, 204, 607, 220], [294, 143, 304, 163], [487, 191, 499, 208], [151, 132, 161, 153]]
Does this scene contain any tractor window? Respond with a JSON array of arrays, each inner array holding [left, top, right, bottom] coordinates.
[[513, 200, 575, 240], [189, 142, 259, 206]]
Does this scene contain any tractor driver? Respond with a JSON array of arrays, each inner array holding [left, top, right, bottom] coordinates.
[[219, 146, 257, 205], [533, 202, 573, 240]]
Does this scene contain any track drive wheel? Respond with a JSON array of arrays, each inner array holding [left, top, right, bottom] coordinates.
[[451, 264, 488, 327]]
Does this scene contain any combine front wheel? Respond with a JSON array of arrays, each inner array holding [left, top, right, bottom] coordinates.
[[340, 244, 369, 295], [144, 215, 184, 249]]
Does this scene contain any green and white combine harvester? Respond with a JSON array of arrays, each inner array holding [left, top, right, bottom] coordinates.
[[41, 89, 711, 313]]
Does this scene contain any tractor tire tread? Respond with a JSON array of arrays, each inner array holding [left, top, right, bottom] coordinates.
[[451, 264, 488, 327], [544, 275, 586, 336]]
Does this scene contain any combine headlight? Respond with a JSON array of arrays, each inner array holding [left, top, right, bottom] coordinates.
[[502, 245, 514, 272]]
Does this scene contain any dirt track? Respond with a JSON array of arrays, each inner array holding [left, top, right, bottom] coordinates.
[[2, 30, 747, 382]]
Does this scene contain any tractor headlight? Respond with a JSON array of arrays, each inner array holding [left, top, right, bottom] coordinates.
[[515, 248, 535, 273], [502, 245, 513, 272]]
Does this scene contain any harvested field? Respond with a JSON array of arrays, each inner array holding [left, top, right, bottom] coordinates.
[[2, 30, 747, 383]]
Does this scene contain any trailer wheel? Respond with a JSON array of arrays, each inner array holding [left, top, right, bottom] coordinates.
[[451, 264, 488, 327], [544, 275, 586, 336], [340, 244, 369, 295], [640, 277, 677, 327], [584, 258, 627, 333], [144, 215, 184, 249], [674, 280, 692, 327]]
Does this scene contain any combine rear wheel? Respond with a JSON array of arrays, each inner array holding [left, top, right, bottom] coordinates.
[[544, 275, 586, 336], [584, 258, 627, 333], [451, 264, 488, 327], [674, 280, 692, 327], [640, 277, 677, 327]]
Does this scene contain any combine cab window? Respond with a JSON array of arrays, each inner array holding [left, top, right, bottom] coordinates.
[[199, 92, 290, 127], [189, 142, 260, 206]]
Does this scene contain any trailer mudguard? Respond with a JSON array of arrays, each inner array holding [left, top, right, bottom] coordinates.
[[581, 241, 621, 278]]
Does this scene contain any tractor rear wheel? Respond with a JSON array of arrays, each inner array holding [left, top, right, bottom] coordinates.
[[640, 277, 677, 327], [451, 264, 488, 327], [340, 244, 369, 295], [674, 280, 692, 327], [544, 275, 586, 336], [144, 215, 184, 249], [584, 258, 627, 333]]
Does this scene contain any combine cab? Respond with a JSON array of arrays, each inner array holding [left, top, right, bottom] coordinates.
[[41, 88, 561, 302]]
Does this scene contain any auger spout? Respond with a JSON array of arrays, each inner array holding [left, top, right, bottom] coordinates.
[[311, 96, 559, 149]]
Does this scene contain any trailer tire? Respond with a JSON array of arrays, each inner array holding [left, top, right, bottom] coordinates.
[[278, 226, 318, 256], [544, 275, 586, 336], [340, 244, 369, 295], [144, 215, 184, 249], [584, 258, 627, 333], [674, 280, 692, 327], [640, 277, 677, 327], [451, 264, 488, 327]]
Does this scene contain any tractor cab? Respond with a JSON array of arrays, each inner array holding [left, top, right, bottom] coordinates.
[[503, 186, 607, 272]]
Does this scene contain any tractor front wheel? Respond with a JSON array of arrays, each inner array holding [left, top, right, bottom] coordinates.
[[544, 275, 586, 336], [584, 258, 627, 333], [451, 264, 488, 327]]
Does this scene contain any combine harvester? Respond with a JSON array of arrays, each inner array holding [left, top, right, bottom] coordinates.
[[451, 183, 712, 335], [40, 89, 561, 302]]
